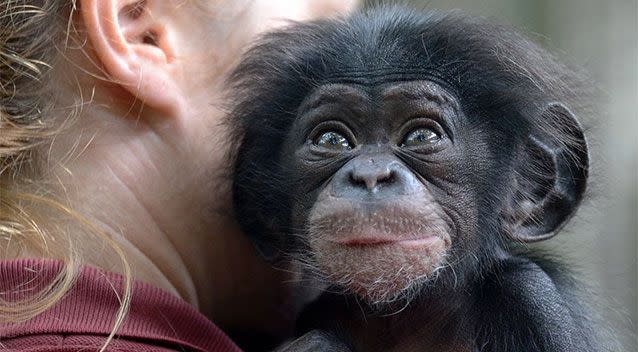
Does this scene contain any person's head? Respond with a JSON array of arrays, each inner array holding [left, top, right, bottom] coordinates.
[[0, 0, 357, 345]]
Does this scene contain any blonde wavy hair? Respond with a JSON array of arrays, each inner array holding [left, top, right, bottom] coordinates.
[[0, 1, 131, 349]]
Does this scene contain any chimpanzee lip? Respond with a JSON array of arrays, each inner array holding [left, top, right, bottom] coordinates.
[[337, 234, 441, 248]]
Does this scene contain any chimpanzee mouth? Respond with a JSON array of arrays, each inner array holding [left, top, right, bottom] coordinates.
[[307, 206, 451, 304], [308, 203, 451, 249]]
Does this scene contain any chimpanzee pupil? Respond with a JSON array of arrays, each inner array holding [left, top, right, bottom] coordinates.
[[402, 128, 439, 147], [315, 131, 351, 150]]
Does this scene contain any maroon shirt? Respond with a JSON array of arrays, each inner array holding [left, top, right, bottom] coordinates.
[[0, 259, 242, 351]]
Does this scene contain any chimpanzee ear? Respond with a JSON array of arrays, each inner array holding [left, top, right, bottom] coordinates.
[[503, 102, 589, 242]]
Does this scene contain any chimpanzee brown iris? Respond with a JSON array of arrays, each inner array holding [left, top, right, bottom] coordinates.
[[315, 131, 352, 150], [228, 5, 611, 352]]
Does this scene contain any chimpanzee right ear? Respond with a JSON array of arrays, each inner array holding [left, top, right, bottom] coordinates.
[[503, 102, 589, 242]]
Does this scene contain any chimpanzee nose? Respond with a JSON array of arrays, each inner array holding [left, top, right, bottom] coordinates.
[[349, 161, 394, 191], [331, 155, 419, 198]]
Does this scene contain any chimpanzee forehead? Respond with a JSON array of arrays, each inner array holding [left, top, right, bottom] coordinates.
[[298, 80, 458, 114], [379, 80, 458, 108], [320, 67, 450, 86]]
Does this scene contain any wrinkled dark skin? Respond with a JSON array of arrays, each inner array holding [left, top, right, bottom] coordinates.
[[229, 6, 607, 352]]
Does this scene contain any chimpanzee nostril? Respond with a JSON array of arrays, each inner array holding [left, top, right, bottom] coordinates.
[[348, 171, 362, 186], [378, 171, 395, 184]]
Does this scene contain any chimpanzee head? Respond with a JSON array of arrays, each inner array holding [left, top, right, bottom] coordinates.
[[229, 7, 589, 305]]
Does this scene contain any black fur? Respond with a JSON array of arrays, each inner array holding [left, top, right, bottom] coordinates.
[[228, 6, 607, 352]]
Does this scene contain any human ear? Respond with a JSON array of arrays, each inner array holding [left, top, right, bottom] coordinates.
[[80, 0, 184, 115], [503, 103, 589, 242]]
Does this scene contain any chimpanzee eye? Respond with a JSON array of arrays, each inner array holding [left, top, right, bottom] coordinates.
[[314, 131, 352, 150], [401, 128, 440, 147]]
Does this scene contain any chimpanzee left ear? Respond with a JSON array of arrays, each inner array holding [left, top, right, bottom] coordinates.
[[504, 102, 589, 242]]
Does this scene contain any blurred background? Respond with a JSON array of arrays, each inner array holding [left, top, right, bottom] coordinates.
[[365, 0, 638, 350]]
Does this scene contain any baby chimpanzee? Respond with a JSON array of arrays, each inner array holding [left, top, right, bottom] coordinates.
[[229, 6, 606, 352]]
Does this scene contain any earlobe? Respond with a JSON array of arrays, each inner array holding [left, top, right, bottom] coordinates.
[[503, 103, 589, 242], [80, 0, 184, 115]]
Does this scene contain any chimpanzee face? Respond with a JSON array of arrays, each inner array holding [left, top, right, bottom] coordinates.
[[279, 80, 495, 304]]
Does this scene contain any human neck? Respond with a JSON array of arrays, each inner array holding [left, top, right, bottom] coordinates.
[[30, 85, 291, 333]]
